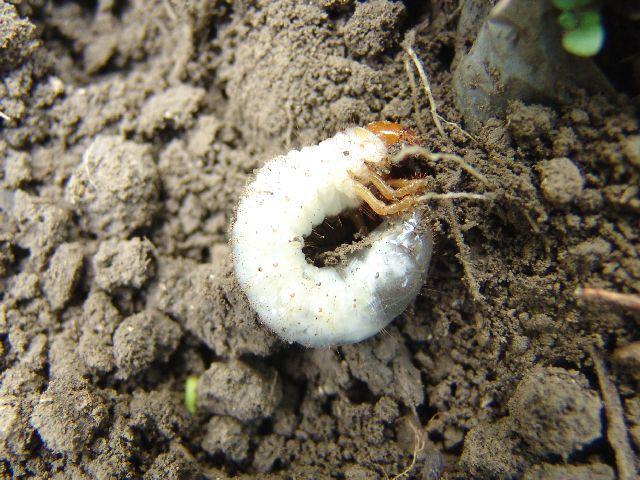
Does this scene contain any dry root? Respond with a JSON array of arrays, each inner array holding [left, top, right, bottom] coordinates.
[[391, 146, 492, 187], [386, 422, 426, 480], [403, 30, 476, 143], [590, 345, 638, 480], [394, 145, 491, 303], [402, 31, 446, 140], [576, 287, 640, 311]]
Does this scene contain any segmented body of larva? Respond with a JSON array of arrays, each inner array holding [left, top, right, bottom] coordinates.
[[231, 124, 433, 347]]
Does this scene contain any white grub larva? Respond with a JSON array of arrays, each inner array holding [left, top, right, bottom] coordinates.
[[231, 122, 433, 348]]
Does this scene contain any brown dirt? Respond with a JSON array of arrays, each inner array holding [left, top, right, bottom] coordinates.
[[0, 0, 638, 479]]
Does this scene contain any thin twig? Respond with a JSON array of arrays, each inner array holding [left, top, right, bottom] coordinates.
[[404, 55, 427, 135], [437, 114, 477, 142], [444, 200, 484, 302], [389, 422, 426, 480], [0, 110, 11, 122], [82, 141, 99, 191], [402, 32, 447, 140], [162, 0, 178, 21], [589, 345, 637, 480], [391, 146, 491, 187], [576, 287, 640, 311], [520, 208, 541, 234]]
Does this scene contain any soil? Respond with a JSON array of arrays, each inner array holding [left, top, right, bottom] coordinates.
[[1, 1, 639, 479]]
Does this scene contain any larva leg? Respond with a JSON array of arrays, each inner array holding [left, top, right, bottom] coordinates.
[[352, 169, 401, 200], [388, 178, 429, 198], [349, 179, 417, 216], [355, 167, 427, 200], [387, 178, 414, 188]]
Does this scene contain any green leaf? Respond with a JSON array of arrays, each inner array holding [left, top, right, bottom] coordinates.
[[558, 11, 579, 30], [578, 9, 602, 28], [184, 376, 199, 414], [562, 11, 605, 57], [553, 0, 594, 10]]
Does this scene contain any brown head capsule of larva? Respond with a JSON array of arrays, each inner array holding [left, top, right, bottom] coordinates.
[[365, 121, 419, 147]]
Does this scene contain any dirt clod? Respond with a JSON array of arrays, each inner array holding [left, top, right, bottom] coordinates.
[[65, 136, 159, 238], [142, 444, 202, 480], [196, 359, 282, 423], [0, 1, 38, 70], [523, 463, 615, 480], [150, 255, 277, 358], [130, 389, 192, 441], [138, 85, 206, 137], [536, 157, 584, 205], [29, 377, 109, 456], [342, 329, 424, 406], [78, 291, 121, 375], [460, 419, 525, 480], [461, 366, 605, 477], [343, 0, 406, 60], [201, 415, 249, 463], [0, 399, 35, 457], [10, 190, 70, 259], [621, 135, 640, 168], [42, 242, 84, 311], [2, 150, 32, 187], [508, 102, 557, 151], [112, 309, 182, 379], [508, 366, 603, 460], [92, 237, 155, 292]]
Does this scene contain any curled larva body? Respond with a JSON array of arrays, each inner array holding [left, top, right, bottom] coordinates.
[[231, 127, 433, 347]]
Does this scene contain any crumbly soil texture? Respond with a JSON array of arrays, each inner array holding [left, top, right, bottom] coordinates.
[[1, 1, 639, 479]]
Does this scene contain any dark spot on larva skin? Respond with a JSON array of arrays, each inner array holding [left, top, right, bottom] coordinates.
[[343, 151, 349, 156]]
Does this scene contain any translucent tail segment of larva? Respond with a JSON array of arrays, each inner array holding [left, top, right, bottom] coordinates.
[[231, 125, 433, 348]]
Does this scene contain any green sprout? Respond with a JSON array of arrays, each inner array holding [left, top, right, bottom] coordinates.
[[553, 0, 605, 57], [184, 375, 199, 414]]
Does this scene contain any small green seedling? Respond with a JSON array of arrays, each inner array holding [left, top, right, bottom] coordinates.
[[184, 376, 199, 414], [553, 0, 605, 57]]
